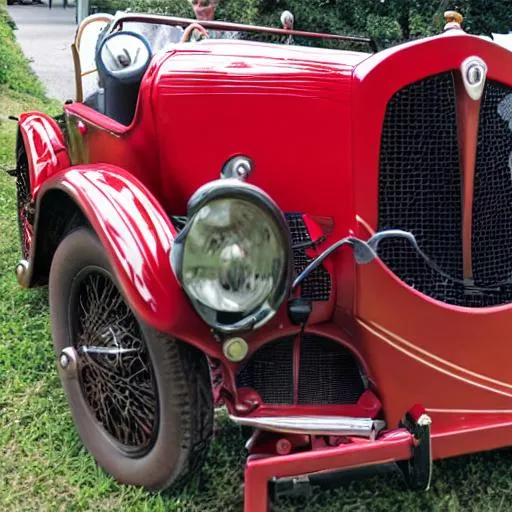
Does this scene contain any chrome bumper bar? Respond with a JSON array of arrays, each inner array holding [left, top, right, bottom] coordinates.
[[230, 415, 386, 439]]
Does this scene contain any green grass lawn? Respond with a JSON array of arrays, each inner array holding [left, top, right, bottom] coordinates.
[[2, 2, 512, 511]]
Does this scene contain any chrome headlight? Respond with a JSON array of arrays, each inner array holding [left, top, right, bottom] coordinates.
[[171, 179, 292, 333]]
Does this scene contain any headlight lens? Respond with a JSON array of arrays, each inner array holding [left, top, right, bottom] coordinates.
[[183, 198, 285, 313], [172, 180, 292, 332]]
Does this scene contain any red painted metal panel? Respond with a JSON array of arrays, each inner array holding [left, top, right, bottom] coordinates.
[[35, 165, 219, 356], [18, 112, 70, 196]]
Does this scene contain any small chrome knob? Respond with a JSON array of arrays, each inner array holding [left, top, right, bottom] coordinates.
[[58, 347, 79, 378], [59, 353, 70, 369], [221, 156, 253, 181]]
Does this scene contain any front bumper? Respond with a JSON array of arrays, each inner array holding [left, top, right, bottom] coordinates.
[[244, 428, 416, 511]]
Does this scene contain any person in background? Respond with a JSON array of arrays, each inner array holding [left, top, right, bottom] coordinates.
[[188, 0, 220, 21], [187, 0, 242, 40]]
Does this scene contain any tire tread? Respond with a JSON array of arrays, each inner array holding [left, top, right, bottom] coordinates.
[[152, 334, 214, 490]]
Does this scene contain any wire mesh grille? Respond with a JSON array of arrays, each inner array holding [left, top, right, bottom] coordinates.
[[473, 80, 512, 295], [236, 337, 295, 405], [377, 74, 512, 306], [378, 74, 512, 306], [378, 72, 464, 304], [236, 335, 365, 406], [297, 334, 365, 405], [285, 213, 332, 301]]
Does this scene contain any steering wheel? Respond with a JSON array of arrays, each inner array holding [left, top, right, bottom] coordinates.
[[180, 23, 209, 43]]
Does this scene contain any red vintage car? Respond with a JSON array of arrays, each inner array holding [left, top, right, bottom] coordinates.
[[12, 9, 512, 511]]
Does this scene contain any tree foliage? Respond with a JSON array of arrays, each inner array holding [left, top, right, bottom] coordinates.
[[91, 0, 194, 17], [457, 0, 512, 35], [89, 0, 512, 48]]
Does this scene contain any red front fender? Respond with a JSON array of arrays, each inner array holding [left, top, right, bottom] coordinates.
[[28, 165, 213, 345], [18, 112, 70, 195]]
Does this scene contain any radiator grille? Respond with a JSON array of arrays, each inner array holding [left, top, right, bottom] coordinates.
[[473, 80, 512, 293], [298, 335, 365, 405], [236, 337, 295, 405], [236, 335, 365, 405], [286, 214, 331, 302], [378, 72, 463, 303], [378, 74, 512, 307]]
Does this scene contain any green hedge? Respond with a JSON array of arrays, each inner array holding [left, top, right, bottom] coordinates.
[[89, 0, 377, 49], [90, 0, 193, 17], [88, 0, 441, 49], [0, 0, 45, 98], [90, 0, 364, 32], [90, 0, 272, 26], [89, 1, 502, 49]]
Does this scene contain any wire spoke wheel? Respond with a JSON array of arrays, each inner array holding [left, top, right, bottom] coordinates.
[[72, 270, 158, 454], [15, 147, 33, 260], [50, 229, 213, 490]]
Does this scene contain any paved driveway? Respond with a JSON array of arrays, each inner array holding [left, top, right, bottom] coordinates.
[[8, 2, 77, 101]]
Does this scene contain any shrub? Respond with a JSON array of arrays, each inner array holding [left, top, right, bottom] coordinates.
[[89, 0, 512, 50], [90, 0, 364, 32], [90, 0, 194, 16], [89, 0, 375, 50], [0, 0, 45, 98]]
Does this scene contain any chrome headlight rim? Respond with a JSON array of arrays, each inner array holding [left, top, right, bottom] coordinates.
[[171, 179, 293, 333]]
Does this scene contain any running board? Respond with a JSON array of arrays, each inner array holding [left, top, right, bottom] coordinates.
[[230, 415, 386, 439]]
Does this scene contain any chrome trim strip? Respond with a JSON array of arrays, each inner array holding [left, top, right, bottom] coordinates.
[[230, 415, 385, 438]]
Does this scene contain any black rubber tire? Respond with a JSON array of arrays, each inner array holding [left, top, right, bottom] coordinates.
[[49, 228, 213, 491]]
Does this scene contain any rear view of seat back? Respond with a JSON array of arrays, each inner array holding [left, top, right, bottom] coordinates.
[[96, 31, 153, 126]]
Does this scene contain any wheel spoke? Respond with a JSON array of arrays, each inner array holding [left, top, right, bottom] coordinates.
[[74, 271, 158, 452], [16, 152, 32, 259]]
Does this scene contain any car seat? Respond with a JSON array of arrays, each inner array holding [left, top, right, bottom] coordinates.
[[96, 31, 152, 126]]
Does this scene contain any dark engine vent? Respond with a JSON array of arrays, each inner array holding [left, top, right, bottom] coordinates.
[[378, 73, 512, 307], [285, 214, 331, 301], [236, 335, 365, 405]]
